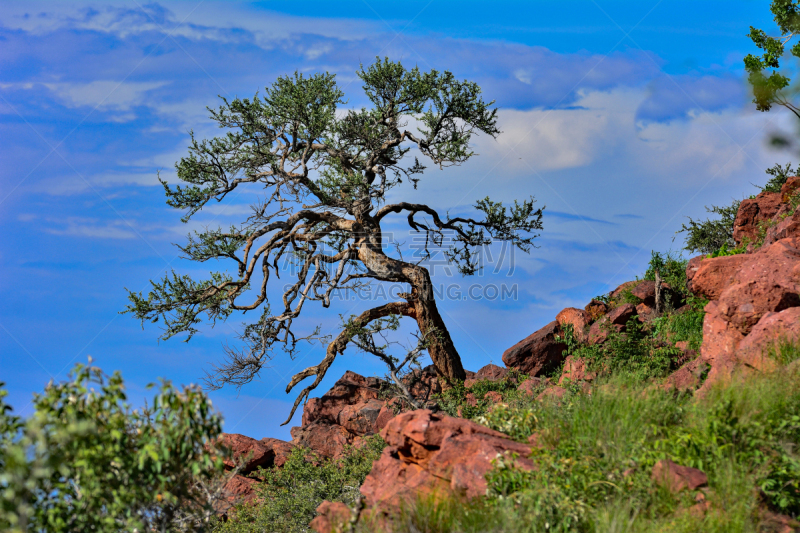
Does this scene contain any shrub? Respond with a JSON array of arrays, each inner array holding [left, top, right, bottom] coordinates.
[[0, 362, 225, 533], [213, 436, 386, 533], [678, 202, 740, 255]]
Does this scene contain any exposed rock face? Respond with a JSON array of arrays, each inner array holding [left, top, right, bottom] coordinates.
[[465, 363, 509, 388], [651, 459, 708, 492], [736, 307, 800, 371], [558, 356, 594, 385], [310, 501, 351, 533], [517, 377, 546, 397], [502, 321, 567, 376], [585, 299, 610, 321], [291, 423, 352, 460], [630, 280, 657, 306], [216, 433, 281, 475], [220, 474, 260, 508], [663, 357, 707, 392], [610, 280, 638, 300], [555, 307, 592, 342], [301, 371, 384, 428], [358, 410, 535, 514], [733, 191, 782, 245], [686, 254, 750, 300], [588, 303, 637, 344]]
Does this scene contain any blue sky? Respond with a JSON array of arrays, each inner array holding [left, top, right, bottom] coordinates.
[[0, 1, 795, 440]]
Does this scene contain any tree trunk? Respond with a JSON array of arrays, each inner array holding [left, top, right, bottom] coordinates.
[[356, 229, 467, 382], [405, 268, 466, 382]]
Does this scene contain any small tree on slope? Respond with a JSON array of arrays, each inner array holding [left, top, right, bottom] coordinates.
[[124, 58, 543, 424]]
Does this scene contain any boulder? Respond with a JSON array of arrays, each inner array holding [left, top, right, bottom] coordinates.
[[336, 398, 386, 436], [405, 365, 444, 399], [259, 437, 295, 469], [359, 410, 534, 514], [630, 280, 656, 306], [466, 363, 509, 387], [733, 191, 782, 245], [310, 501, 351, 533], [716, 237, 800, 334], [651, 459, 708, 492], [588, 304, 637, 344], [220, 474, 259, 507], [536, 386, 568, 401], [736, 307, 800, 372], [290, 423, 352, 460], [301, 371, 384, 428], [215, 433, 281, 475], [610, 280, 638, 300], [781, 175, 800, 201], [585, 299, 610, 321], [663, 357, 707, 392], [686, 254, 750, 300], [698, 300, 746, 391], [502, 321, 568, 376], [475, 363, 509, 381], [555, 307, 592, 342], [763, 208, 800, 246], [517, 377, 545, 397], [558, 356, 595, 385], [484, 390, 503, 404]]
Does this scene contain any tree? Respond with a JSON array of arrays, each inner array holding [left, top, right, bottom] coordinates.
[[124, 58, 543, 424], [744, 1, 800, 118]]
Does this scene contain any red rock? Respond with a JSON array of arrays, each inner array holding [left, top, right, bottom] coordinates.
[[259, 437, 294, 468], [290, 423, 352, 459], [630, 280, 656, 306], [302, 371, 384, 428], [698, 301, 746, 391], [558, 356, 595, 385], [215, 433, 279, 475], [475, 363, 508, 381], [733, 191, 782, 245], [375, 406, 395, 431], [736, 307, 800, 371], [687, 254, 750, 300], [502, 321, 568, 376], [220, 474, 259, 506], [588, 304, 637, 344], [585, 299, 610, 321], [763, 208, 800, 246], [716, 237, 800, 334], [517, 377, 545, 397], [360, 410, 534, 513], [483, 390, 503, 404], [610, 280, 638, 300], [685, 256, 704, 290], [636, 302, 655, 322], [536, 386, 568, 401], [310, 501, 351, 533], [663, 357, 707, 392], [651, 459, 708, 492], [555, 307, 592, 342], [337, 398, 386, 436], [781, 175, 800, 200], [405, 365, 444, 399]]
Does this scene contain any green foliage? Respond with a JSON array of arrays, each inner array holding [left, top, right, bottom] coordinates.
[[744, 2, 800, 115], [761, 162, 797, 193], [643, 251, 689, 297], [213, 436, 386, 533], [0, 362, 225, 533], [677, 202, 740, 255], [433, 374, 522, 419], [652, 297, 706, 351], [707, 242, 747, 258]]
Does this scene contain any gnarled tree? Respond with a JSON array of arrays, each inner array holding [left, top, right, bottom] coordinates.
[[125, 58, 543, 424]]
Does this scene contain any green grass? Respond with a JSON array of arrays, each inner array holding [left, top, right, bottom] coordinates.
[[365, 359, 800, 533]]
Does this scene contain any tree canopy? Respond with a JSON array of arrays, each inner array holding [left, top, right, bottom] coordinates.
[[125, 58, 543, 423]]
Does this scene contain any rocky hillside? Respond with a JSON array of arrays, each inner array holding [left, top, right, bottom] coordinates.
[[213, 177, 800, 533]]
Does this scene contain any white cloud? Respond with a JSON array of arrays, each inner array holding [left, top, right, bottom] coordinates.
[[42, 80, 169, 112], [44, 217, 138, 239]]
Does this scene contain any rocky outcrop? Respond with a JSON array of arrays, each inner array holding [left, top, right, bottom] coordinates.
[[556, 307, 592, 342], [585, 299, 610, 321], [358, 410, 534, 514], [215, 433, 292, 475], [558, 355, 595, 385], [733, 191, 782, 245], [502, 320, 568, 375], [588, 303, 637, 344]]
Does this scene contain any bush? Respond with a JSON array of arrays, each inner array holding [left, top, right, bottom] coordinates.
[[0, 362, 226, 533], [213, 436, 386, 533]]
